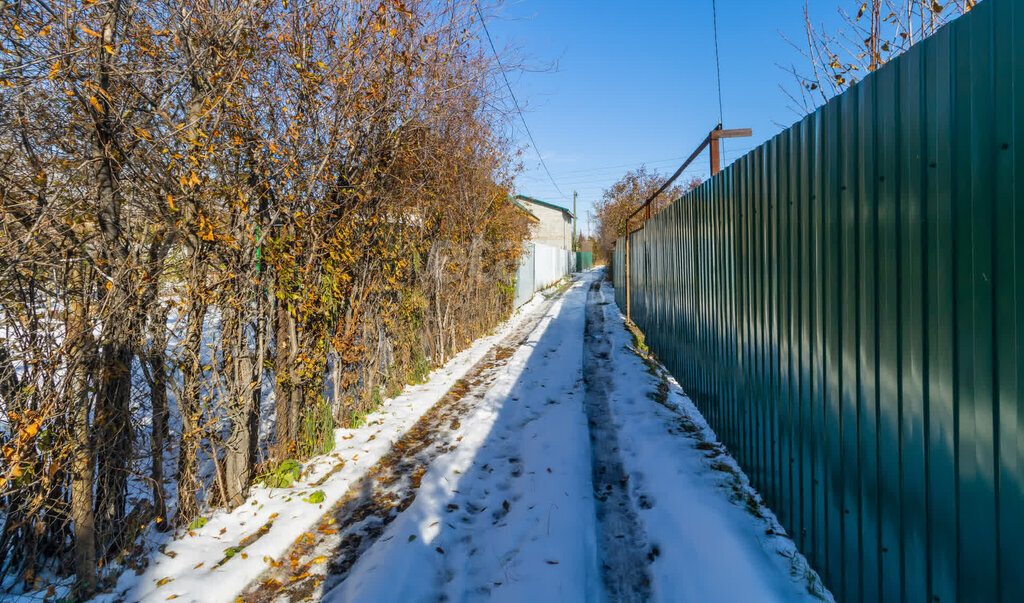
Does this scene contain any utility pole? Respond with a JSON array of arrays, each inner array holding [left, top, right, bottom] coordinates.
[[572, 191, 577, 252]]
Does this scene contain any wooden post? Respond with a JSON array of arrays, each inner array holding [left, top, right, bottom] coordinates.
[[710, 126, 752, 176], [625, 224, 631, 322], [710, 136, 721, 176]]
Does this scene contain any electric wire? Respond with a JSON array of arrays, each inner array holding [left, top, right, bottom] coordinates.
[[474, 2, 569, 200], [711, 0, 724, 124]]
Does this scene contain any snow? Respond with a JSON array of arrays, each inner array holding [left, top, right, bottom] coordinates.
[[84, 268, 832, 602], [327, 273, 601, 602], [319, 269, 830, 602], [92, 291, 549, 603], [591, 274, 833, 602]]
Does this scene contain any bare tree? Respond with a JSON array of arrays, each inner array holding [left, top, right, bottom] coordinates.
[[594, 167, 701, 262], [781, 0, 977, 114]]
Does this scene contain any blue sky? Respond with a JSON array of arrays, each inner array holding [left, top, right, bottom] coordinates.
[[483, 0, 841, 235]]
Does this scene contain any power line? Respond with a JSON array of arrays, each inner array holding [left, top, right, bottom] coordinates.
[[711, 0, 724, 124], [517, 166, 708, 187], [474, 2, 568, 201], [515, 155, 715, 186], [548, 155, 695, 176]]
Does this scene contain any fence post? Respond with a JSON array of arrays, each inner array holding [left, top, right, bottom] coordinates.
[[625, 231, 631, 322]]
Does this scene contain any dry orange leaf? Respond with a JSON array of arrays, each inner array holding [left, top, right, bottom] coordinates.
[[21, 419, 41, 439]]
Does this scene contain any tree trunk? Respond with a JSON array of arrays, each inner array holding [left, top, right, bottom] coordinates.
[[68, 261, 96, 597], [174, 261, 207, 527], [147, 301, 171, 529], [93, 333, 133, 554], [220, 303, 262, 507], [90, 0, 136, 557], [273, 293, 295, 460], [287, 308, 302, 451]]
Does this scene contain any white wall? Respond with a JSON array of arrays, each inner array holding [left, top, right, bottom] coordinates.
[[521, 200, 573, 250]]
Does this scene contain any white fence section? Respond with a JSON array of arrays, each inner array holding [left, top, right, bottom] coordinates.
[[533, 243, 572, 290], [513, 242, 574, 308]]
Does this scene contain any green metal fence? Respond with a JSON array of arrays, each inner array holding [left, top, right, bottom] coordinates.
[[576, 251, 594, 271], [613, 1, 1022, 600]]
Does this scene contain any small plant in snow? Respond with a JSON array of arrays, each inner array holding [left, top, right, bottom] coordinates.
[[261, 460, 302, 489]]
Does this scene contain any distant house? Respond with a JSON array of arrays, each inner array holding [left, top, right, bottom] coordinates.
[[514, 194, 575, 251]]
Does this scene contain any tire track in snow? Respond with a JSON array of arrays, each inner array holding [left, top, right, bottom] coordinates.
[[583, 277, 653, 601], [237, 287, 566, 602]]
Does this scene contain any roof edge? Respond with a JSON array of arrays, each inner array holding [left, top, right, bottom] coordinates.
[[514, 194, 575, 218]]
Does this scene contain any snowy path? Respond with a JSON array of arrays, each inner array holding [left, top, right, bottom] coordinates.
[[582, 278, 652, 601], [237, 270, 830, 602]]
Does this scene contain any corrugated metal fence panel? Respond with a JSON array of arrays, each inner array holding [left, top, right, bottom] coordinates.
[[576, 251, 594, 271], [612, 1, 1023, 600], [534, 243, 569, 289], [513, 243, 535, 308], [515, 243, 575, 308]]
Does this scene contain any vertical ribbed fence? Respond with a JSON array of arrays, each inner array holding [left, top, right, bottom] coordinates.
[[613, 1, 1022, 601], [513, 243, 536, 308], [576, 251, 594, 271], [514, 243, 574, 308]]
